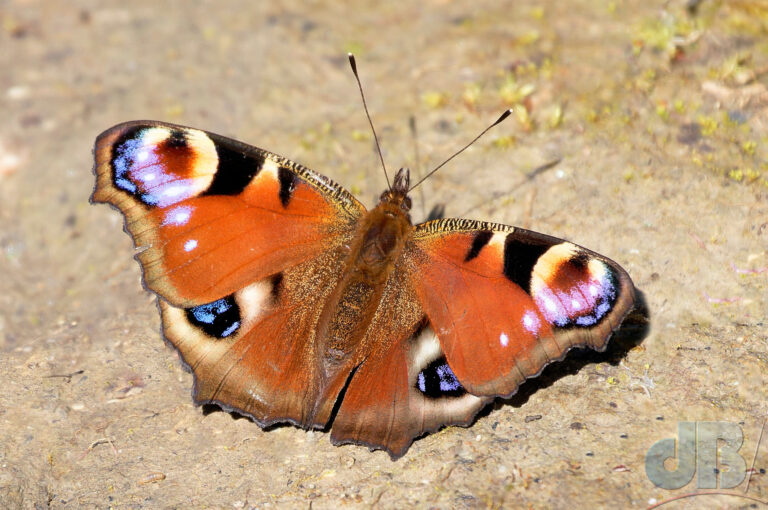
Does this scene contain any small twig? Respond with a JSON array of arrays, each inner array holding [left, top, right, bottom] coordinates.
[[525, 158, 561, 179], [703, 292, 743, 304], [81, 437, 118, 459], [522, 188, 537, 230], [236, 436, 261, 448], [731, 263, 768, 275], [44, 369, 84, 383], [439, 465, 456, 483], [409, 115, 427, 220], [370, 487, 387, 507], [689, 232, 707, 250], [89, 438, 117, 452], [744, 419, 767, 494], [458, 158, 561, 218], [621, 363, 655, 398]]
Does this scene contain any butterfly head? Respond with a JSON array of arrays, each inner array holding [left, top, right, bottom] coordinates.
[[379, 167, 412, 213]]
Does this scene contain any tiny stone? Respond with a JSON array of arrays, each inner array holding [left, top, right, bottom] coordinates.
[[7, 86, 30, 100]]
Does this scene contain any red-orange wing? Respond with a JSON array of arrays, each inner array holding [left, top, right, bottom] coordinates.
[[158, 247, 357, 430], [92, 121, 364, 307], [92, 121, 365, 428], [405, 219, 636, 397], [328, 219, 635, 458]]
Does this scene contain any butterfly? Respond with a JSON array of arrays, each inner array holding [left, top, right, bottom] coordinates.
[[91, 64, 635, 459]]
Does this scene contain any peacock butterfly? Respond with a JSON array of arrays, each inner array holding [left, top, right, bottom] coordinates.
[[91, 57, 635, 459]]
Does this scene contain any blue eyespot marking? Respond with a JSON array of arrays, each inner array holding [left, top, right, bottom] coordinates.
[[185, 295, 241, 339], [416, 357, 466, 399]]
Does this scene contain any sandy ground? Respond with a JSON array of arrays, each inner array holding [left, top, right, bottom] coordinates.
[[1, 0, 766, 508]]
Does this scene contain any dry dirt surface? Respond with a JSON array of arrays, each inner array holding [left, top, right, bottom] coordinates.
[[1, 0, 767, 508]]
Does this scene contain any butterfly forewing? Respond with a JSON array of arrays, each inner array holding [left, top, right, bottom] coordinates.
[[406, 219, 635, 397], [92, 121, 364, 307]]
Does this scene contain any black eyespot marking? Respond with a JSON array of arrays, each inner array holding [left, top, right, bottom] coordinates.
[[465, 230, 493, 262], [278, 166, 297, 207], [416, 356, 467, 399], [166, 129, 187, 148], [185, 295, 241, 339], [569, 252, 590, 270], [503, 232, 551, 293], [204, 141, 264, 196], [270, 272, 284, 301]]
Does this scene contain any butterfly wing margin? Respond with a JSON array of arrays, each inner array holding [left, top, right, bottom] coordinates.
[[405, 218, 636, 397], [91, 120, 365, 307]]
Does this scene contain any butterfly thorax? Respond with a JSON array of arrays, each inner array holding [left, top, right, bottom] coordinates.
[[357, 168, 412, 276]]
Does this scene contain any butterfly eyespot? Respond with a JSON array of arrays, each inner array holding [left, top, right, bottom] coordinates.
[[110, 126, 216, 207], [185, 295, 241, 339], [532, 253, 619, 329], [415, 357, 467, 399]]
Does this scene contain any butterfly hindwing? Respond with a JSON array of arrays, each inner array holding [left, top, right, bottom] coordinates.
[[160, 247, 355, 428], [91, 121, 364, 307], [405, 219, 635, 397], [330, 265, 490, 458]]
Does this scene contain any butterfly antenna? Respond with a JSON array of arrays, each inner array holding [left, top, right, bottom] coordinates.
[[348, 53, 391, 190], [408, 109, 512, 192]]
